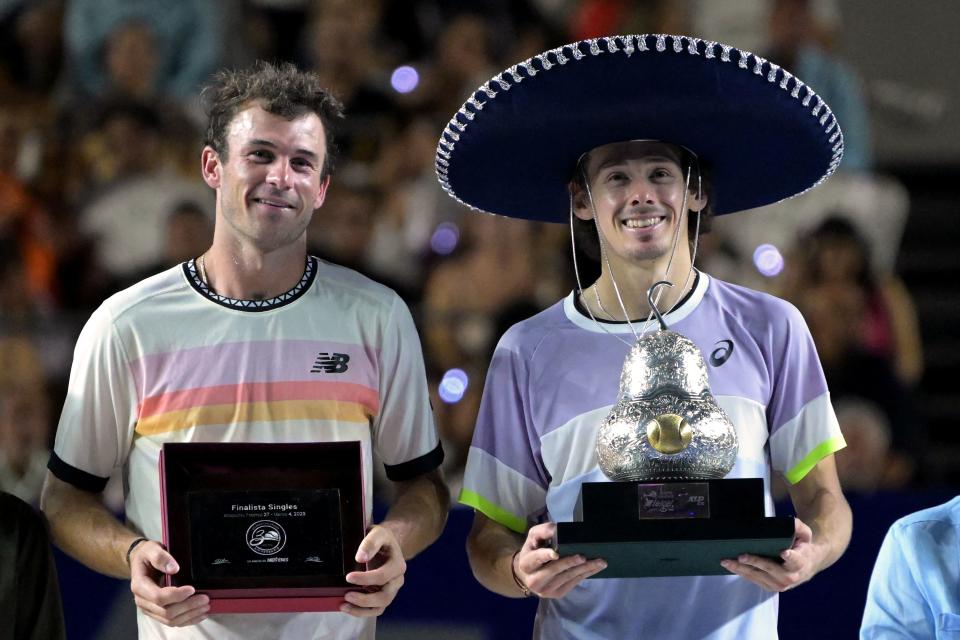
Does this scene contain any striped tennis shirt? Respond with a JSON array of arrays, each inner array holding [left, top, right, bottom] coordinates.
[[51, 257, 442, 640]]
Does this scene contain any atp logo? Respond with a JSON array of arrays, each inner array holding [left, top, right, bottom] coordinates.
[[245, 520, 286, 556], [709, 340, 734, 367], [311, 352, 350, 374]]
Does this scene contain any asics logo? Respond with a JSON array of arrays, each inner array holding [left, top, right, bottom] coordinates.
[[709, 340, 734, 367]]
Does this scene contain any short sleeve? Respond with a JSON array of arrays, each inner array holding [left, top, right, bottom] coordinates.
[[373, 295, 442, 481], [49, 305, 138, 492], [459, 328, 548, 534], [765, 302, 846, 484], [860, 523, 935, 638]]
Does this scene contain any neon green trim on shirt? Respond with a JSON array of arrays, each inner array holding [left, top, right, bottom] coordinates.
[[459, 489, 527, 534], [784, 435, 847, 485]]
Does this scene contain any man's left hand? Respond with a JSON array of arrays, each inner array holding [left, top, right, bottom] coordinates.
[[720, 517, 823, 592], [342, 525, 407, 617]]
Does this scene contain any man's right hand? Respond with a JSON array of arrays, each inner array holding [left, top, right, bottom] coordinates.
[[514, 523, 607, 598], [129, 540, 210, 627]]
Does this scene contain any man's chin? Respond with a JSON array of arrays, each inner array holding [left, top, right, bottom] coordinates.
[[621, 245, 672, 264]]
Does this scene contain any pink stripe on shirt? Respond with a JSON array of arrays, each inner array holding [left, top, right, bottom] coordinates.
[[138, 380, 380, 419], [130, 340, 380, 401]]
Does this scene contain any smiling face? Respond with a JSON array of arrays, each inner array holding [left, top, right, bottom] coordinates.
[[201, 103, 330, 254], [573, 141, 705, 269]]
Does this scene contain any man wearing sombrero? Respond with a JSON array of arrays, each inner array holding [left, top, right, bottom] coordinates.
[[440, 34, 851, 637]]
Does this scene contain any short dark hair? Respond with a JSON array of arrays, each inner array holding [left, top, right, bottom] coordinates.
[[569, 146, 714, 262], [201, 61, 345, 177]]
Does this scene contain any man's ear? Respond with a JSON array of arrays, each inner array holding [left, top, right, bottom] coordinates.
[[570, 182, 593, 221], [314, 175, 331, 209], [201, 146, 222, 189], [689, 185, 708, 214]]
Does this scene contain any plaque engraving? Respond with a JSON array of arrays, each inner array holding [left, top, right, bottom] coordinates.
[[637, 482, 710, 519], [187, 489, 343, 582]]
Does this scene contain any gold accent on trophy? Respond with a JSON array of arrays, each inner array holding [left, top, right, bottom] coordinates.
[[646, 414, 693, 455]]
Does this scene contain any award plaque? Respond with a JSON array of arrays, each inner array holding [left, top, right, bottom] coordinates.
[[159, 441, 367, 613], [555, 289, 794, 578]]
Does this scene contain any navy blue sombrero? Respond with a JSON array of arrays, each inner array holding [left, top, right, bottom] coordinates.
[[435, 34, 843, 221]]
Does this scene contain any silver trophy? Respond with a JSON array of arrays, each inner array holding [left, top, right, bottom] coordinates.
[[596, 282, 738, 482]]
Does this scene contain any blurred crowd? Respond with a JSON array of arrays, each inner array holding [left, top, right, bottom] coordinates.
[[0, 0, 927, 506]]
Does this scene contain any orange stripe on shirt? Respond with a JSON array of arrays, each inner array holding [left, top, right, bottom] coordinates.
[[138, 381, 379, 419], [135, 399, 371, 436]]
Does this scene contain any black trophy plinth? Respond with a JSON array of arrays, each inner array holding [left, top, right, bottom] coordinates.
[[555, 479, 794, 578], [160, 441, 366, 613]]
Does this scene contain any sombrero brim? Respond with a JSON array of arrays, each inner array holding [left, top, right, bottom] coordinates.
[[436, 34, 843, 221]]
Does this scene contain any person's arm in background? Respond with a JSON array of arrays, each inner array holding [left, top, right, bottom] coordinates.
[[878, 276, 923, 387]]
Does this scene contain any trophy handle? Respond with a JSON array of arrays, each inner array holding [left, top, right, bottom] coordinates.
[[647, 280, 673, 330]]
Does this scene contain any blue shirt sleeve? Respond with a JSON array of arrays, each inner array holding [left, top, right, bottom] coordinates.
[[860, 504, 960, 640], [860, 520, 939, 638]]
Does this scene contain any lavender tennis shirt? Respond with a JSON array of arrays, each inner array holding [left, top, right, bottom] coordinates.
[[460, 272, 845, 640]]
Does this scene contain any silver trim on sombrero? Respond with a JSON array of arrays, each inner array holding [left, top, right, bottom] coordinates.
[[435, 34, 845, 213], [779, 67, 793, 89]]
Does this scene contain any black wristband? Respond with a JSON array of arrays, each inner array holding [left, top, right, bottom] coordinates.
[[126, 537, 149, 566]]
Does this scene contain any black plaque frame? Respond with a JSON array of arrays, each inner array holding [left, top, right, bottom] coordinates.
[[160, 441, 366, 611]]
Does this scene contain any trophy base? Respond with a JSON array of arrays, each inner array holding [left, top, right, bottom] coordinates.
[[554, 479, 794, 578], [556, 518, 794, 577]]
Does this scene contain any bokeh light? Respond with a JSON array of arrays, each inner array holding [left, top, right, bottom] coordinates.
[[753, 243, 784, 277], [390, 65, 419, 94], [439, 368, 469, 404], [430, 222, 460, 255]]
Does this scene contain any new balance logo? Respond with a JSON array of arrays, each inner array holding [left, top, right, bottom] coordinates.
[[311, 353, 350, 374]]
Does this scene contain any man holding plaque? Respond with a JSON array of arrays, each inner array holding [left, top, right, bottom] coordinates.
[[442, 35, 852, 637], [41, 62, 449, 639]]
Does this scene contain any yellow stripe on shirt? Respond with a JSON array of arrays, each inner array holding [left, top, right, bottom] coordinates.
[[135, 399, 371, 436]]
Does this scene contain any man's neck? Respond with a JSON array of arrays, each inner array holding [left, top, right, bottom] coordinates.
[[588, 253, 695, 320], [201, 238, 308, 301]]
